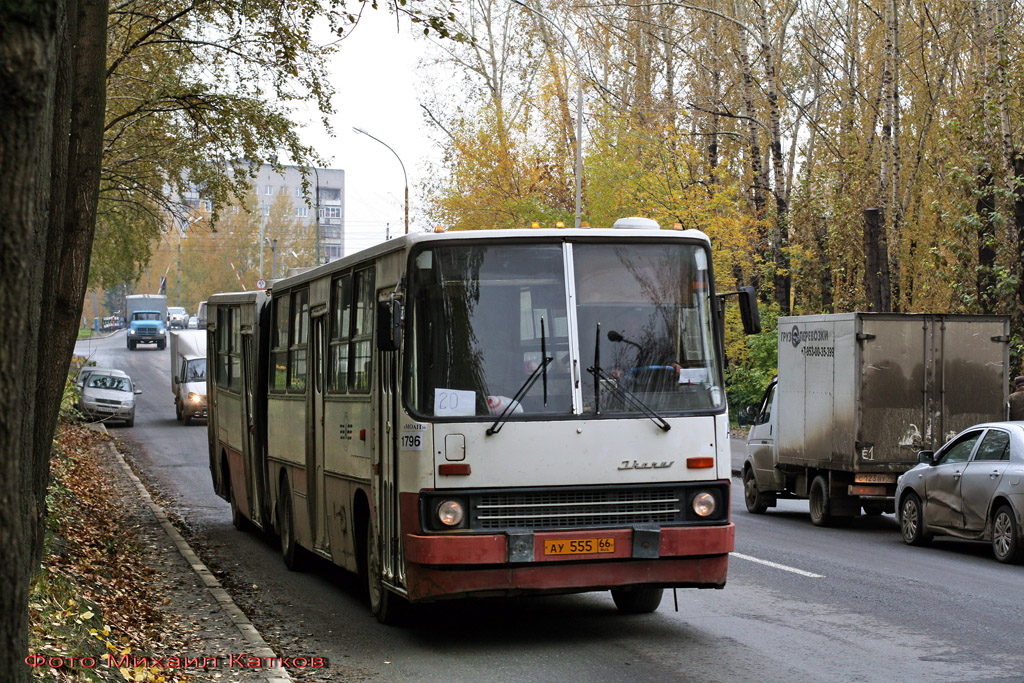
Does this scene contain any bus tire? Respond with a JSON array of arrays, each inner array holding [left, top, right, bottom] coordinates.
[[366, 522, 408, 625], [278, 477, 303, 571], [610, 586, 664, 614], [809, 475, 832, 527], [229, 474, 249, 532]]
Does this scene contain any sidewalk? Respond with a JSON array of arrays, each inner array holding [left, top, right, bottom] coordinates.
[[55, 430, 290, 682]]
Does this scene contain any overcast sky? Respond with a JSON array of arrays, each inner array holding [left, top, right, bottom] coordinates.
[[295, 10, 442, 256]]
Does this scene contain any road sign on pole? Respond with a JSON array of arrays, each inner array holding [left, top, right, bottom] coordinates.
[[256, 279, 267, 290]]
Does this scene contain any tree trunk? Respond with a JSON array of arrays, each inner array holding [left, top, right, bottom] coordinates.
[[0, 2, 62, 679], [0, 0, 108, 677], [863, 208, 891, 312]]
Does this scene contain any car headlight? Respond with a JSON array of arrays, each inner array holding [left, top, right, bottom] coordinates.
[[692, 492, 716, 517], [188, 392, 203, 403], [436, 500, 465, 527]]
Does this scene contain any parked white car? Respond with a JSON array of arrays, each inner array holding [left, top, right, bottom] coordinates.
[[78, 369, 141, 427]]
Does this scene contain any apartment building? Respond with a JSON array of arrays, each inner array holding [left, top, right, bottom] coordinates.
[[181, 163, 346, 263]]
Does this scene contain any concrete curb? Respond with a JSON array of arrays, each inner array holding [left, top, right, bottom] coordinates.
[[103, 439, 292, 683]]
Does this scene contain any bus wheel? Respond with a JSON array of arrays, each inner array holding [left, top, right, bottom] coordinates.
[[610, 586, 664, 614], [278, 478, 303, 571], [229, 477, 249, 532], [365, 523, 408, 625]]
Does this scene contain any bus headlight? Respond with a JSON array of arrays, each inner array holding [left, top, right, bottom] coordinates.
[[188, 392, 203, 403], [436, 500, 465, 527], [692, 492, 716, 517]]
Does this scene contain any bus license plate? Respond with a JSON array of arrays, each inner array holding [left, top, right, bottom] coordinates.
[[543, 538, 615, 555]]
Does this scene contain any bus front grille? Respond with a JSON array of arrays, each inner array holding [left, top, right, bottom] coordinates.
[[471, 486, 689, 530]]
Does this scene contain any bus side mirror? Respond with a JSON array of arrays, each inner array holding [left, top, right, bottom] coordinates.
[[738, 286, 761, 335], [377, 299, 403, 352]]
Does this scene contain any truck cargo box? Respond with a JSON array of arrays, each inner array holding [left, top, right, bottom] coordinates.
[[776, 313, 1009, 473]]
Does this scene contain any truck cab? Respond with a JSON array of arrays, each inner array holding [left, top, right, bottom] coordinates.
[[127, 311, 166, 350]]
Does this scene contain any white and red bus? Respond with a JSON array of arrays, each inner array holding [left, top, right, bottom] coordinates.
[[207, 220, 759, 623]]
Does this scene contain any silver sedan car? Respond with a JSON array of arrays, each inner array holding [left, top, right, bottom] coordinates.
[[78, 368, 141, 427], [896, 422, 1024, 563]]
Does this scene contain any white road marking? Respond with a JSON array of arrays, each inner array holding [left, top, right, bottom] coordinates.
[[732, 552, 825, 578]]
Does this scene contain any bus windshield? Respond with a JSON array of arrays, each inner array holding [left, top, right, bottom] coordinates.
[[407, 240, 722, 420]]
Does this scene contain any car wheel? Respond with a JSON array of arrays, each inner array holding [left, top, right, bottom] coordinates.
[[366, 521, 408, 625], [808, 475, 832, 527], [991, 505, 1023, 564], [900, 492, 931, 546], [743, 467, 769, 514], [610, 586, 664, 614], [278, 477, 303, 571]]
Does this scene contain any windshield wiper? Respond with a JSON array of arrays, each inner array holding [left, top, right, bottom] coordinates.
[[586, 364, 671, 432], [486, 356, 553, 436]]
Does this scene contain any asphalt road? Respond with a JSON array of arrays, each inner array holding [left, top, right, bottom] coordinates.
[[75, 330, 1024, 682]]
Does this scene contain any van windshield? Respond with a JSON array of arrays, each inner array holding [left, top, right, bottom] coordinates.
[[185, 359, 207, 381]]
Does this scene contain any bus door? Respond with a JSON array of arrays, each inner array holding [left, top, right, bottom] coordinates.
[[374, 290, 404, 590], [241, 326, 263, 529], [310, 309, 330, 553]]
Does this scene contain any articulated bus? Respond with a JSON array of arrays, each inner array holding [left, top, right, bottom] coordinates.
[[207, 220, 759, 623]]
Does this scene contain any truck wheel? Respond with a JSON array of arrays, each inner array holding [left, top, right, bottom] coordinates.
[[610, 586, 664, 614], [899, 492, 931, 546], [991, 505, 1023, 564], [743, 468, 769, 514], [862, 502, 885, 516], [809, 475, 833, 527], [366, 522, 409, 625], [158, 340, 166, 350]]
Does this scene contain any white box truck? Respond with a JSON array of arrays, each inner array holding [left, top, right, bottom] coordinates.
[[742, 313, 1010, 525], [169, 330, 207, 424]]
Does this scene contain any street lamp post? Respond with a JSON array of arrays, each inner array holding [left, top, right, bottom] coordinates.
[[259, 210, 266, 281], [265, 238, 278, 279], [512, 0, 583, 228], [312, 166, 321, 265], [353, 127, 409, 234], [177, 214, 202, 306]]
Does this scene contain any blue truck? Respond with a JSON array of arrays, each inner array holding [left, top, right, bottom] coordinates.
[[126, 294, 168, 350]]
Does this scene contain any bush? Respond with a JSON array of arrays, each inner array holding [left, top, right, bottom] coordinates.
[[725, 304, 779, 417]]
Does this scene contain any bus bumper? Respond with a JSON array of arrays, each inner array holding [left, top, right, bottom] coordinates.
[[402, 523, 734, 602]]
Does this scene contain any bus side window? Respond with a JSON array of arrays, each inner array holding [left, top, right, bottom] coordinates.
[[350, 268, 375, 393], [270, 295, 290, 391]]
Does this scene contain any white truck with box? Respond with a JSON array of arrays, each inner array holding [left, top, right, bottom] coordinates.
[[742, 313, 1010, 525], [169, 330, 208, 424]]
